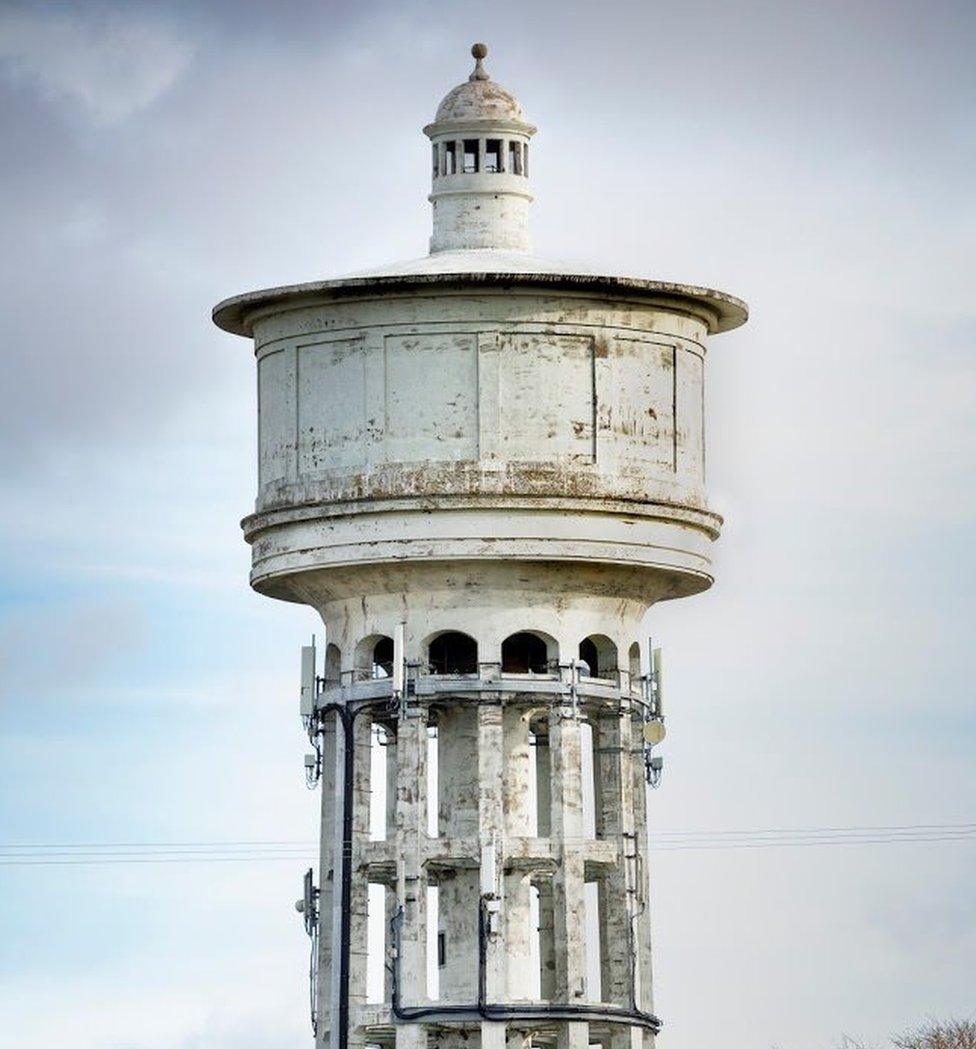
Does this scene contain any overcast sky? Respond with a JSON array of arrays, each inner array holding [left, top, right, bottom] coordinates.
[[1, 1, 974, 1047]]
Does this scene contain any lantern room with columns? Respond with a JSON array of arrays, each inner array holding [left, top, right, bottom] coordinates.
[[424, 44, 536, 253]]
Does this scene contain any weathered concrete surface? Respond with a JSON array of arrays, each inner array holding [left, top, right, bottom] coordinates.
[[214, 40, 746, 1049]]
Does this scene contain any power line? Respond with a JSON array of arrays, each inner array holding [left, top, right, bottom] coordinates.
[[0, 821, 973, 866], [651, 821, 976, 837], [0, 839, 313, 850]]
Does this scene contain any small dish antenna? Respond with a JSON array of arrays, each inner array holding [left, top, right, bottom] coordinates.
[[643, 720, 666, 746]]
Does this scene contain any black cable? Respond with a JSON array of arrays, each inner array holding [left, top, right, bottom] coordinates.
[[387, 898, 662, 1034]]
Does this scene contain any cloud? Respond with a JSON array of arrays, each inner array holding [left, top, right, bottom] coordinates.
[[0, 5, 197, 125], [0, 2, 974, 1048], [0, 597, 145, 705]]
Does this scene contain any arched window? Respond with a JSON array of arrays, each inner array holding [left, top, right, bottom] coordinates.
[[628, 641, 641, 682], [354, 634, 393, 681], [501, 631, 556, 674], [372, 636, 393, 679], [428, 631, 478, 675], [578, 635, 618, 680], [325, 643, 341, 683]]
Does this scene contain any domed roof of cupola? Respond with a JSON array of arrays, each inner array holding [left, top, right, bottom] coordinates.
[[432, 44, 529, 126]]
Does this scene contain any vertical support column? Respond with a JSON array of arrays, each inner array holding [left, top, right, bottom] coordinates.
[[384, 881, 397, 1004], [596, 704, 646, 1049], [502, 870, 533, 1000], [535, 877, 556, 1000], [549, 703, 589, 1049], [557, 1024, 589, 1049], [502, 705, 533, 837], [438, 706, 480, 837], [631, 711, 653, 1022], [385, 725, 398, 841], [594, 707, 635, 1008], [479, 700, 506, 1049], [396, 708, 429, 1049], [438, 705, 480, 1005], [317, 715, 340, 1049], [535, 727, 551, 838], [347, 713, 373, 1049], [549, 705, 586, 998]]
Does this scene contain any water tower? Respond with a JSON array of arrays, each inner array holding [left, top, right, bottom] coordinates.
[[213, 43, 746, 1049]]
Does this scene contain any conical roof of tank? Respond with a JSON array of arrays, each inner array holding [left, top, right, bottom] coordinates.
[[432, 43, 526, 124], [212, 44, 748, 337]]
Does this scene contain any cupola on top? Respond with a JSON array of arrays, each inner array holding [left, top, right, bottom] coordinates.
[[424, 44, 537, 253], [431, 43, 530, 127]]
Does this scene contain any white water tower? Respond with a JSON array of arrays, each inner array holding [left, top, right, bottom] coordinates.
[[214, 43, 746, 1049]]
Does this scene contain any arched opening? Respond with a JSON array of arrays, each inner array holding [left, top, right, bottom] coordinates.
[[354, 634, 394, 681], [578, 635, 618, 680], [324, 643, 341, 683], [372, 636, 393, 679], [628, 641, 641, 682], [501, 631, 556, 674], [428, 631, 478, 675]]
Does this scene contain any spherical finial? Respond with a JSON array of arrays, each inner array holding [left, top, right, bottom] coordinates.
[[469, 42, 489, 81]]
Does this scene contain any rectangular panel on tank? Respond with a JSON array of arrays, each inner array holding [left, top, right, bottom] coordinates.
[[297, 336, 368, 475], [498, 333, 595, 463], [383, 333, 478, 462], [605, 338, 676, 471], [675, 347, 705, 483], [257, 347, 296, 486]]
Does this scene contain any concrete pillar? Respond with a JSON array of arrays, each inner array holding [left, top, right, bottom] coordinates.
[[549, 705, 587, 1003], [436, 703, 482, 1004], [384, 881, 397, 1003], [438, 706, 479, 837], [594, 708, 636, 1007], [609, 1026, 645, 1049], [395, 708, 429, 1026], [396, 1024, 428, 1049], [503, 870, 534, 1000], [347, 713, 373, 1049], [556, 1021, 589, 1049], [481, 1023, 507, 1049], [535, 728, 551, 839], [535, 877, 556, 1000], [478, 701, 505, 1049], [317, 714, 340, 1049], [503, 704, 533, 837], [438, 869, 480, 1002], [385, 723, 398, 841], [631, 726, 653, 1015]]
